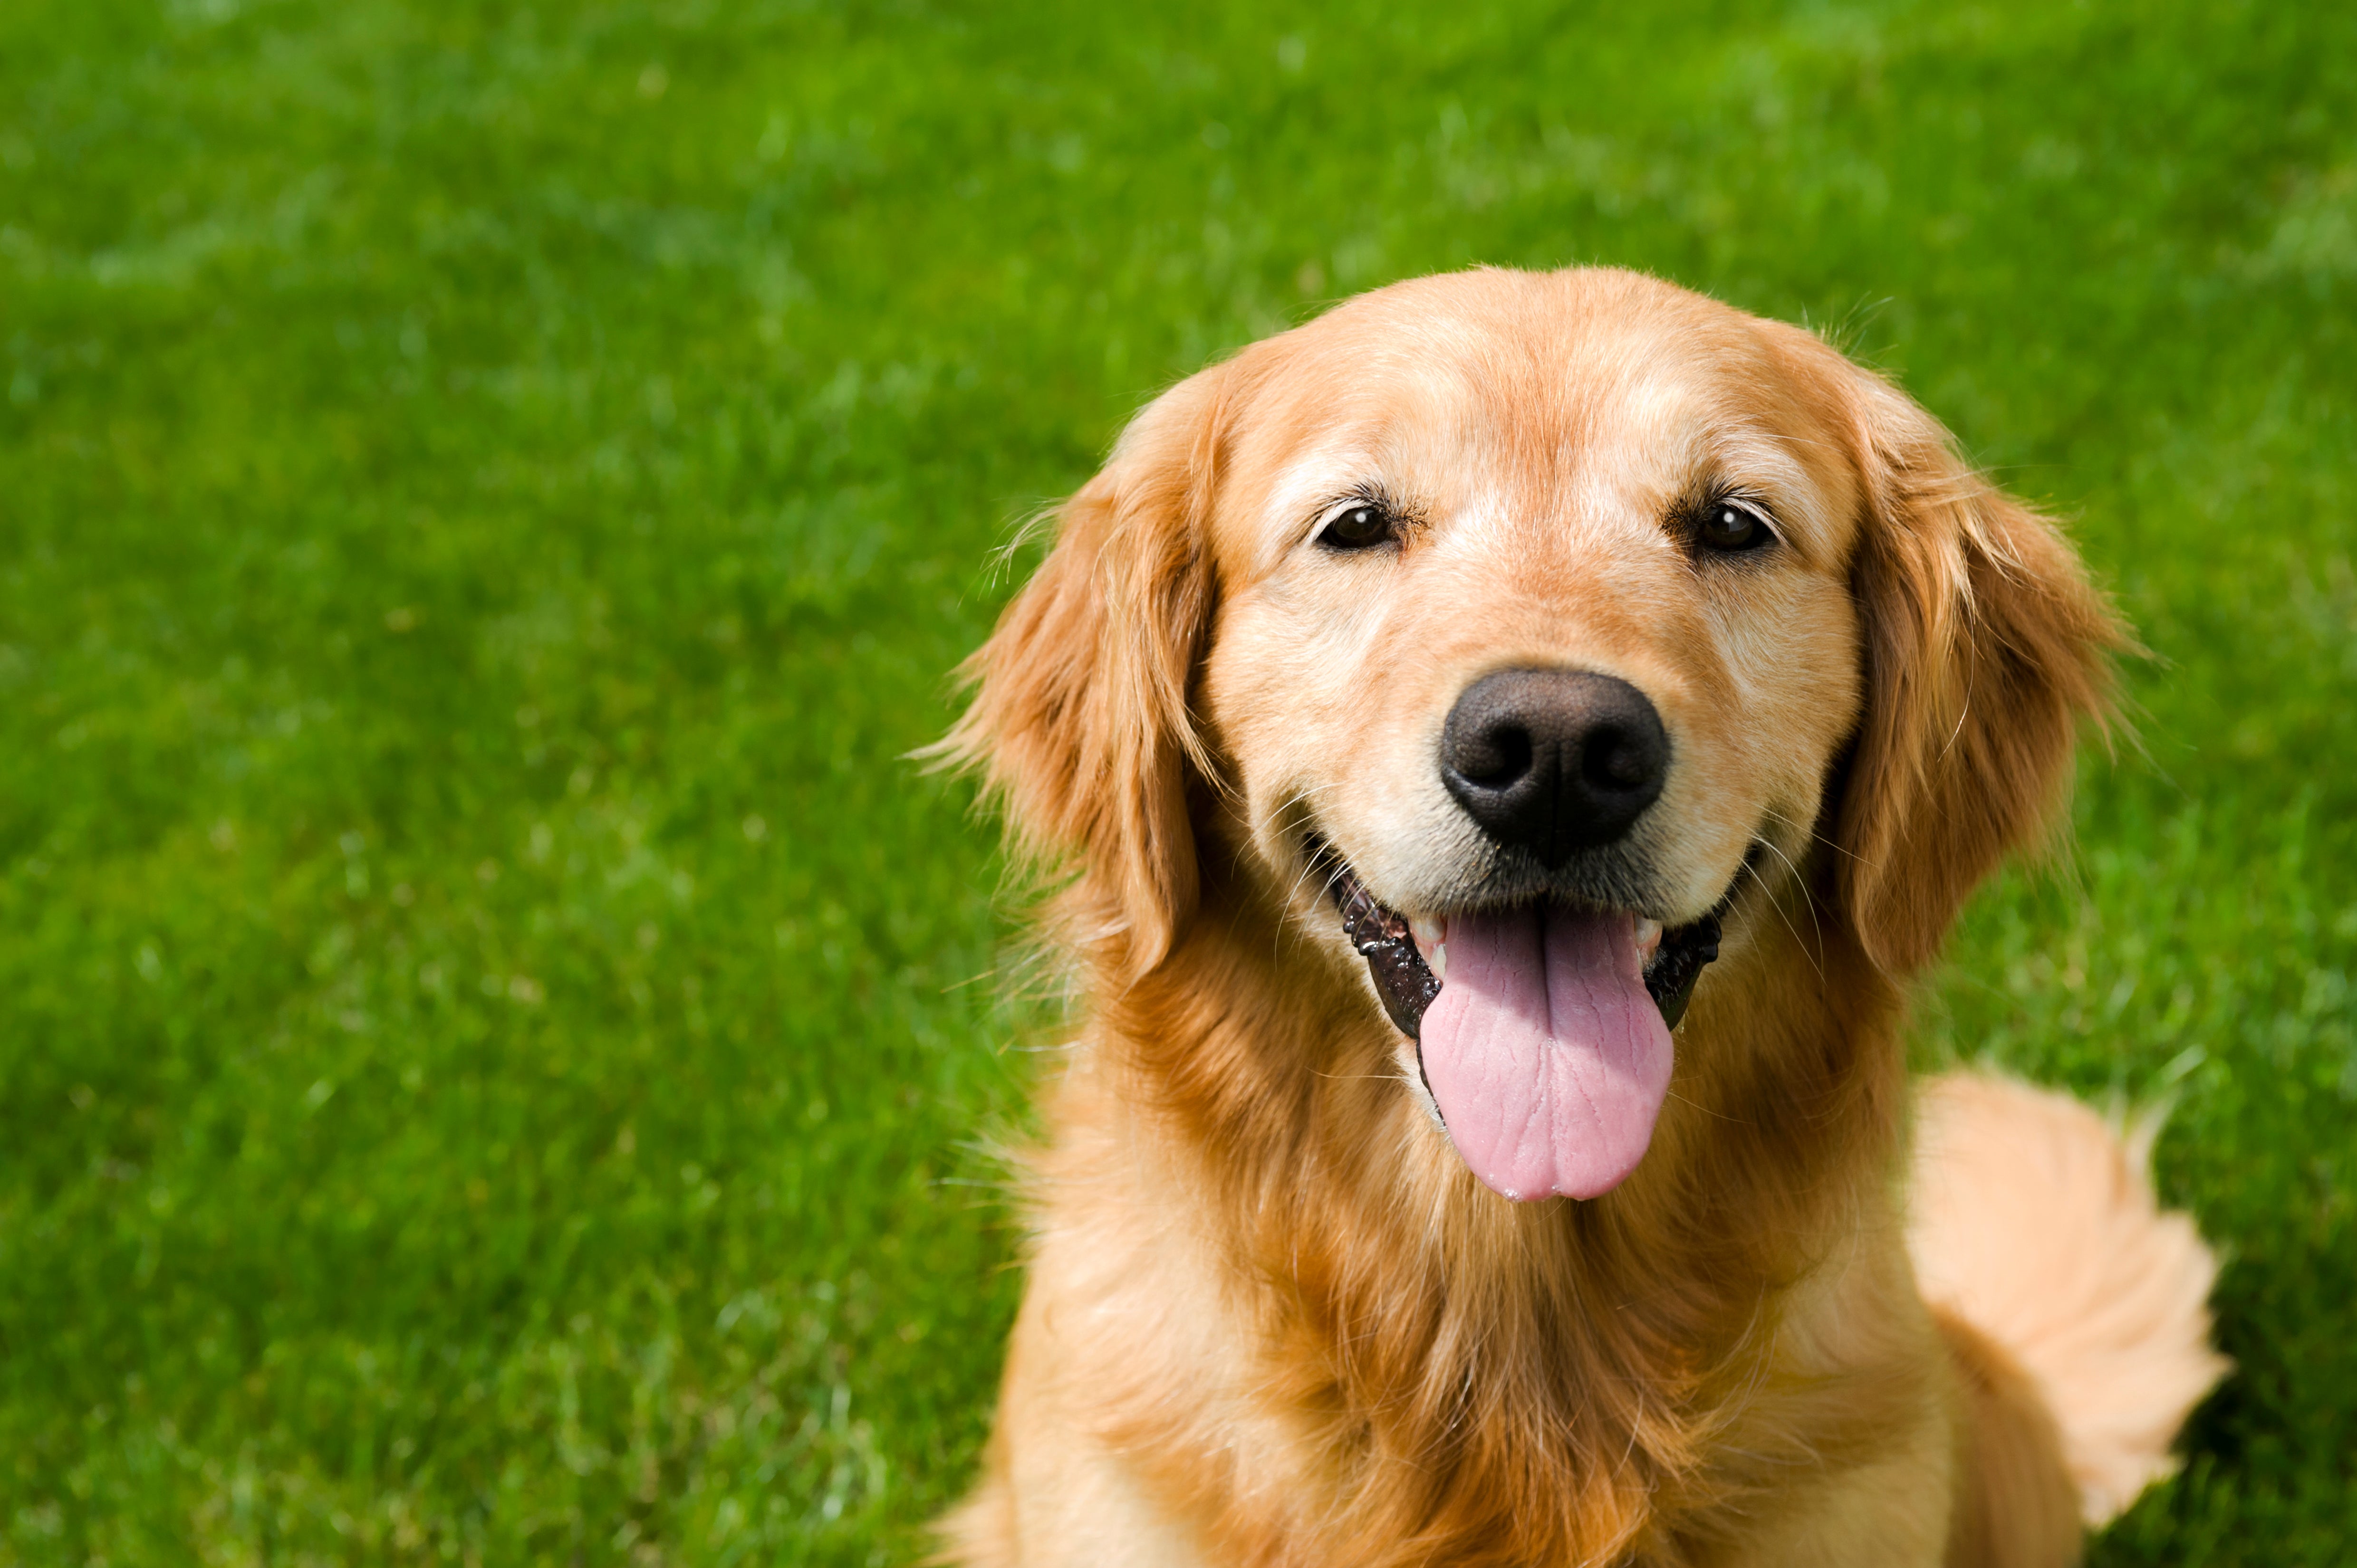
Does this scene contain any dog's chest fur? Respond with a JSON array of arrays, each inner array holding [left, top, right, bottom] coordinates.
[[977, 896, 1952, 1568]]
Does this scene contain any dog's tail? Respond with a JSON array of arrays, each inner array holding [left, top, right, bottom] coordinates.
[[1908, 1071, 2229, 1542]]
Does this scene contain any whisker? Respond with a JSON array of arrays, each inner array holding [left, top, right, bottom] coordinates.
[[1664, 1088, 1747, 1125], [1759, 803, 1874, 870], [1741, 830, 1828, 982]]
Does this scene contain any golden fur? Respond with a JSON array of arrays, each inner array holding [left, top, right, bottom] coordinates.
[[936, 268, 2223, 1567]]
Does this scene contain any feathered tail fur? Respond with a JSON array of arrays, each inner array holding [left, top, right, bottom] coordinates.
[[1909, 1072, 2229, 1558]]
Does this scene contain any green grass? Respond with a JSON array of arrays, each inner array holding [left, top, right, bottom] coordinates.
[[1, 0, 2350, 1561]]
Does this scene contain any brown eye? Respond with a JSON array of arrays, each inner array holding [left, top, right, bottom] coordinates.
[[1695, 498, 1774, 555], [1318, 502, 1395, 551]]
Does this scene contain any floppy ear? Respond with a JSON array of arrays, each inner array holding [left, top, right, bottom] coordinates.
[[1833, 372, 2126, 976], [937, 366, 1232, 977]]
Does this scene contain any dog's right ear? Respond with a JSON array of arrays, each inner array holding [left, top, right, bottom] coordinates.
[[934, 365, 1234, 978]]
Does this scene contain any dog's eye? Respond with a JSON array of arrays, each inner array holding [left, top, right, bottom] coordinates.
[[1694, 498, 1774, 555], [1317, 502, 1396, 552]]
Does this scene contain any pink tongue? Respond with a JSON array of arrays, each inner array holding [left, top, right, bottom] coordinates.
[[1419, 907, 1674, 1201]]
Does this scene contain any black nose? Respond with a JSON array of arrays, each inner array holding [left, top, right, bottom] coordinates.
[[1439, 669, 1670, 866]]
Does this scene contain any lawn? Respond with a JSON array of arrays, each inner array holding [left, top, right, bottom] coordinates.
[[1, 0, 2351, 1562]]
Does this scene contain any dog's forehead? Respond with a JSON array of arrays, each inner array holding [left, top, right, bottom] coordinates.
[[1215, 276, 1851, 572]]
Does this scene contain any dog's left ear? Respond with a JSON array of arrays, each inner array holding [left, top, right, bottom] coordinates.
[[935, 364, 1234, 978], [1829, 366, 2126, 976]]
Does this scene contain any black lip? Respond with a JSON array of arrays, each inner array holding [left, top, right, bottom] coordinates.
[[1316, 846, 1725, 1042], [1333, 868, 1445, 1040]]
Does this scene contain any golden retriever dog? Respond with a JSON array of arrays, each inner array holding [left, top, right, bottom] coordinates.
[[936, 268, 2225, 1567]]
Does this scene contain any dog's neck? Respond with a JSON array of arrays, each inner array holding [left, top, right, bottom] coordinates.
[[1077, 864, 1915, 1564]]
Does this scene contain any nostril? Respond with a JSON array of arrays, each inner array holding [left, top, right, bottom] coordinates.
[[1587, 729, 1653, 791], [1458, 724, 1533, 786]]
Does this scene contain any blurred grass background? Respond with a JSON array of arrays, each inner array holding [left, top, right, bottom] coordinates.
[[2, 0, 2352, 1562]]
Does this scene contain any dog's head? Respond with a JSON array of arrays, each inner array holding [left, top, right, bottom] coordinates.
[[949, 268, 2117, 1200]]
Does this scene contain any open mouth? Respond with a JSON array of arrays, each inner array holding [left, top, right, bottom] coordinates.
[[1321, 853, 1723, 1040], [1315, 840, 1726, 1203]]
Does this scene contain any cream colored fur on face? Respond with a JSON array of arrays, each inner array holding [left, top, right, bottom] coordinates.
[[936, 268, 2224, 1568]]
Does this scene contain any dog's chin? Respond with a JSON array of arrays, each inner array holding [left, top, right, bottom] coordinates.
[[1308, 835, 1734, 1203]]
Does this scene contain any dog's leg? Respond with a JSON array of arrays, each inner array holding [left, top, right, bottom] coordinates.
[[1714, 1392, 1958, 1568], [933, 1427, 1016, 1568], [1909, 1072, 2228, 1558], [934, 1302, 1215, 1568], [936, 1080, 1231, 1568], [1698, 1222, 1961, 1568], [1934, 1306, 2082, 1567], [951, 1286, 1216, 1568]]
